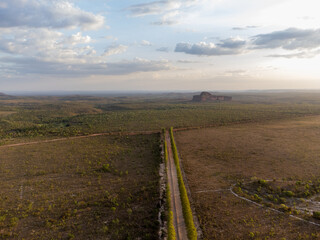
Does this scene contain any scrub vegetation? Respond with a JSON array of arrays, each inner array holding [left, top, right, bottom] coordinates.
[[0, 134, 160, 239], [175, 116, 320, 239], [2, 91, 320, 239], [2, 92, 320, 144]]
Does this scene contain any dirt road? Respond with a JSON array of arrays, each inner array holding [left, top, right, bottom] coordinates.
[[166, 132, 188, 240], [0, 130, 160, 148]]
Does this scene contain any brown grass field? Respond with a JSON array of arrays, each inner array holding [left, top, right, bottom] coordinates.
[[0, 134, 160, 239], [175, 116, 320, 239]]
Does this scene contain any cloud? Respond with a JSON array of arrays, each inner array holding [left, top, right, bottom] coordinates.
[[157, 47, 170, 52], [0, 0, 104, 30], [103, 45, 128, 57], [232, 26, 259, 31], [151, 20, 178, 25], [224, 70, 248, 76], [140, 40, 152, 46], [151, 10, 180, 25], [174, 28, 320, 58], [218, 38, 247, 49], [127, 0, 197, 25], [0, 29, 96, 63], [177, 60, 199, 63], [127, 1, 182, 17], [267, 50, 320, 59], [104, 36, 118, 41], [175, 38, 246, 56], [252, 28, 320, 50], [63, 32, 92, 46], [0, 57, 171, 77]]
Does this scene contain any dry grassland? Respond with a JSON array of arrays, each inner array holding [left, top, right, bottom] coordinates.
[[0, 134, 160, 239], [0, 111, 15, 117], [175, 116, 320, 239]]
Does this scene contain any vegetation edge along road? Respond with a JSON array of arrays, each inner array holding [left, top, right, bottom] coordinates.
[[163, 129, 176, 240], [166, 130, 188, 239], [169, 127, 197, 240]]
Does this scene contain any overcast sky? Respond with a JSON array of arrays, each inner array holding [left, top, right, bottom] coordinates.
[[1, 0, 320, 91]]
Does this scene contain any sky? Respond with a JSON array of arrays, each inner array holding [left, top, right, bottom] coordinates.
[[1, 0, 320, 92]]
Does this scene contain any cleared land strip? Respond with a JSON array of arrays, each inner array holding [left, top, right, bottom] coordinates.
[[0, 130, 160, 148], [166, 132, 189, 240]]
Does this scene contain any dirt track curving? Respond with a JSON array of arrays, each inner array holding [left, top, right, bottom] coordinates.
[[166, 132, 188, 240], [0, 130, 160, 148]]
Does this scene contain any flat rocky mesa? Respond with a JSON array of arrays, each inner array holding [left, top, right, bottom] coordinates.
[[192, 92, 232, 102]]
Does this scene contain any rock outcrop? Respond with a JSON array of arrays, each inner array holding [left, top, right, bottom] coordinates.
[[192, 92, 232, 102]]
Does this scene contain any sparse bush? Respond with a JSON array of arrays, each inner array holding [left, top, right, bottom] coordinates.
[[266, 194, 273, 201], [253, 194, 262, 202], [313, 211, 320, 220], [101, 164, 110, 172], [293, 209, 300, 215], [279, 197, 286, 204], [280, 204, 291, 212], [284, 191, 294, 197], [258, 179, 267, 186]]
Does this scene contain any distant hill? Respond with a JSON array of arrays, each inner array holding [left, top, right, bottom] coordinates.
[[0, 92, 15, 99], [192, 92, 232, 102]]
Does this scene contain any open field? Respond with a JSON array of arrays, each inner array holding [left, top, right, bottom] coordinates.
[[0, 134, 160, 239], [0, 111, 16, 117], [3, 92, 320, 144], [3, 91, 320, 239], [175, 116, 320, 239]]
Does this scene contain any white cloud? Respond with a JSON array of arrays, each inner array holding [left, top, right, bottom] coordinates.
[[157, 47, 170, 52], [251, 28, 320, 58], [63, 32, 92, 46], [0, 29, 96, 63], [174, 28, 320, 58], [140, 40, 152, 46], [151, 9, 180, 25], [177, 60, 199, 63], [0, 57, 172, 77], [127, 0, 198, 25], [232, 26, 259, 31], [104, 36, 118, 41], [0, 0, 104, 30], [175, 38, 246, 56], [267, 50, 320, 59], [103, 45, 128, 57], [253, 28, 320, 50], [127, 0, 184, 17], [151, 20, 178, 25]]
